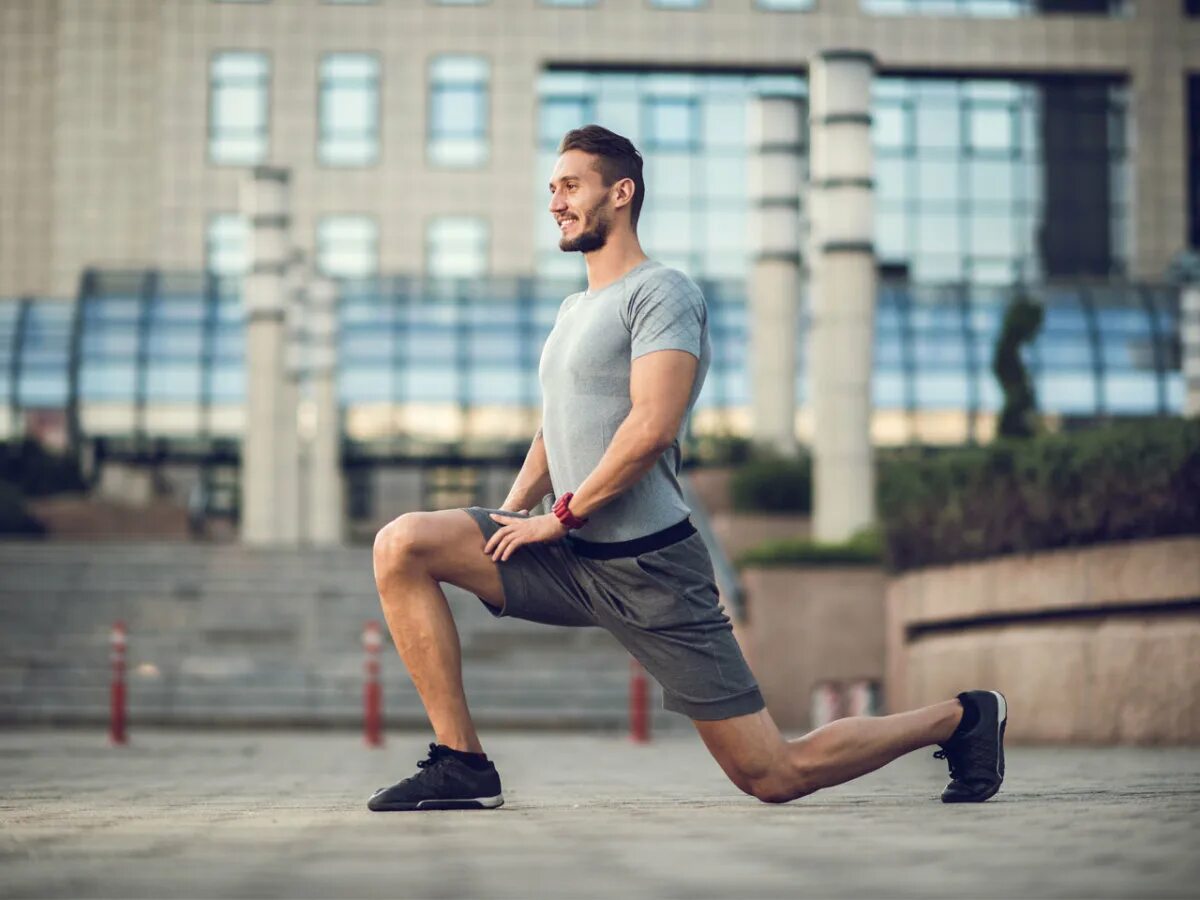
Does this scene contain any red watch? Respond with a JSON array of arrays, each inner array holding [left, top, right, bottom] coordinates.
[[552, 492, 588, 530]]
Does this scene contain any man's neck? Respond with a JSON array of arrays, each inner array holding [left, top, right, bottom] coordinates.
[[583, 237, 649, 294]]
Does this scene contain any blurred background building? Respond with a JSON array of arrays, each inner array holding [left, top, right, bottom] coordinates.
[[1, 0, 1197, 522], [1, 0, 1197, 739]]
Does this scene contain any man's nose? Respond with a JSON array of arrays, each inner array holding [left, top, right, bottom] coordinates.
[[548, 190, 566, 213]]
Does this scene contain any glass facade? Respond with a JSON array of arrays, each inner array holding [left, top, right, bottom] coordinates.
[[428, 56, 490, 167], [427, 217, 490, 278], [318, 54, 380, 167], [317, 216, 379, 279], [756, 0, 815, 9], [536, 69, 805, 281], [874, 76, 1129, 284], [862, 0, 1128, 15], [208, 52, 270, 166], [0, 278, 1181, 449]]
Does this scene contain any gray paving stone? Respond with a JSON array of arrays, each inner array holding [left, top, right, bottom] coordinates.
[[0, 729, 1197, 899]]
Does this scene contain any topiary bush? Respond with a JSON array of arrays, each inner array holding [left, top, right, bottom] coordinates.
[[0, 480, 46, 536], [730, 454, 812, 514], [991, 291, 1044, 439], [0, 439, 85, 497], [736, 526, 882, 568], [878, 418, 1200, 571]]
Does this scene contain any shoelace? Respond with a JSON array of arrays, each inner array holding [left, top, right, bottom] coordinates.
[[416, 742, 455, 770], [933, 747, 960, 780]]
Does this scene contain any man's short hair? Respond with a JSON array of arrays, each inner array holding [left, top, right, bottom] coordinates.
[[558, 125, 645, 231]]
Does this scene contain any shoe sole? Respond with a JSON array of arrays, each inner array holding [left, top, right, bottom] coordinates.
[[942, 690, 1007, 804], [369, 794, 504, 812]]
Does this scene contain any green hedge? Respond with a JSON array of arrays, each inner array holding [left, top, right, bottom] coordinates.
[[0, 480, 45, 536], [0, 439, 85, 497], [737, 527, 881, 568], [878, 418, 1200, 571], [730, 455, 812, 514]]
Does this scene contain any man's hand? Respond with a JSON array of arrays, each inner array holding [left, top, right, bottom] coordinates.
[[484, 513, 568, 562]]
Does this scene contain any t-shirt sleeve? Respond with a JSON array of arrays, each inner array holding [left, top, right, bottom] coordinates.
[[625, 272, 707, 361]]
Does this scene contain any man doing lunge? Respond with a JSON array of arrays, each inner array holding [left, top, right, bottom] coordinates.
[[368, 125, 1007, 812]]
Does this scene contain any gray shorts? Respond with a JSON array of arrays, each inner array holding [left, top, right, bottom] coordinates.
[[462, 506, 764, 721]]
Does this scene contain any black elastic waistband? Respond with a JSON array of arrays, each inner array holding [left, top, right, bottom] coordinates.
[[566, 517, 696, 560]]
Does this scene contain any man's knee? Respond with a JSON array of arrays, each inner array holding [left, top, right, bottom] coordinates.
[[373, 512, 429, 581], [733, 753, 815, 805]]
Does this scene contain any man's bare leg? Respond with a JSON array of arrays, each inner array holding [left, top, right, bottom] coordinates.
[[694, 702, 963, 803], [372, 509, 508, 754]]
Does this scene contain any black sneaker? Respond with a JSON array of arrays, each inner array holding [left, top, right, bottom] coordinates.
[[368, 743, 504, 812], [934, 690, 1007, 803]]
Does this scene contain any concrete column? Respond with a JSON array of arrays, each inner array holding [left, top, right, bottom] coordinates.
[[1183, 285, 1200, 419], [306, 276, 345, 546], [278, 250, 308, 545], [808, 50, 877, 543], [747, 94, 803, 457], [239, 166, 291, 546]]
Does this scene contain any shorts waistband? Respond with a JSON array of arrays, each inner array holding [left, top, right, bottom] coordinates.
[[566, 517, 696, 560]]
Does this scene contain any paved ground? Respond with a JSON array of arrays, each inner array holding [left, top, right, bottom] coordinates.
[[1, 729, 1198, 899]]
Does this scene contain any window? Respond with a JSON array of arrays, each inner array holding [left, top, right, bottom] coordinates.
[[427, 217, 489, 278], [650, 0, 706, 6], [872, 76, 1129, 284], [429, 56, 490, 167], [756, 0, 815, 9], [209, 51, 270, 165], [540, 0, 597, 6], [861, 0, 1126, 15], [206, 215, 248, 276], [317, 216, 378, 279], [322, 0, 376, 4], [319, 54, 380, 166]]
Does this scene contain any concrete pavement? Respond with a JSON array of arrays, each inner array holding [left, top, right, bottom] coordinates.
[[1, 728, 1198, 899]]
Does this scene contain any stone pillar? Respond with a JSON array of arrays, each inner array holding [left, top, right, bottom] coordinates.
[[1184, 285, 1200, 418], [747, 94, 803, 457], [307, 276, 345, 546], [808, 50, 877, 543], [239, 166, 291, 546], [278, 250, 308, 545]]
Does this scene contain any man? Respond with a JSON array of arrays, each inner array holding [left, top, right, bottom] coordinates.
[[368, 125, 1006, 812]]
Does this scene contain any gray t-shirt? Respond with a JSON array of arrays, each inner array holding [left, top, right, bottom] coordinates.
[[537, 258, 711, 542]]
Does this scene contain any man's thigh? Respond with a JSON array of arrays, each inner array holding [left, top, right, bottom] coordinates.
[[398, 508, 507, 610]]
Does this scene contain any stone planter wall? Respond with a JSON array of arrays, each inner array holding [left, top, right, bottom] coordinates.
[[740, 566, 885, 731], [886, 536, 1200, 744]]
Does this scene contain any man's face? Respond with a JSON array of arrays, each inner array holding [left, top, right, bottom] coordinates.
[[548, 150, 615, 254]]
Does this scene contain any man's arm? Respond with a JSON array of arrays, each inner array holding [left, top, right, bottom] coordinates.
[[566, 349, 697, 521], [501, 428, 553, 512]]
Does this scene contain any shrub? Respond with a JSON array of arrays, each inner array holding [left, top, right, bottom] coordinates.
[[688, 433, 754, 466], [0, 480, 46, 536], [991, 291, 1044, 439], [737, 527, 882, 568], [730, 454, 812, 514], [0, 439, 85, 497], [877, 418, 1200, 571]]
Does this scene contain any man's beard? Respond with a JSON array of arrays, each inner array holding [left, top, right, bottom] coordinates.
[[558, 198, 612, 253]]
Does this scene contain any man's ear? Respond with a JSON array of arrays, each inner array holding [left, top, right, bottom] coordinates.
[[611, 177, 636, 211]]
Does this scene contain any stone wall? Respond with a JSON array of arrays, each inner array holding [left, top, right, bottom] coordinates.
[[886, 536, 1200, 744], [740, 565, 885, 731]]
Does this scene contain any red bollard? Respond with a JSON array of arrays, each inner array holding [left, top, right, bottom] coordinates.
[[109, 622, 127, 746], [629, 657, 650, 744], [363, 621, 384, 748]]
